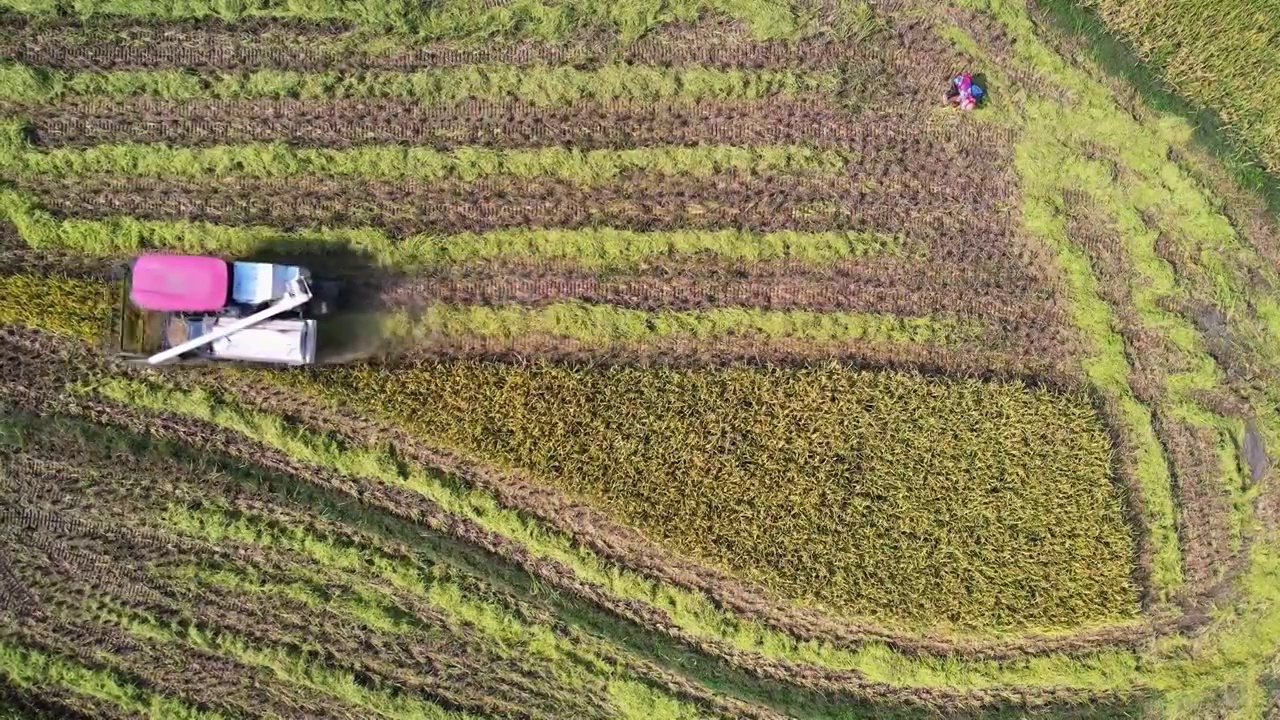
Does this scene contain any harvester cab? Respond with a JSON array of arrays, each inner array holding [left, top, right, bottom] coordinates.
[[111, 253, 337, 367]]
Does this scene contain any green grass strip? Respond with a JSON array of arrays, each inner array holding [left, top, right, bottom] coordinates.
[[0, 0, 816, 43], [160, 554, 587, 670], [0, 138, 850, 186], [85, 375, 1156, 692], [372, 302, 980, 347], [156, 516, 708, 719], [1073, 145, 1252, 556], [90, 603, 477, 720], [0, 189, 908, 267], [0, 63, 839, 106], [0, 638, 219, 720]]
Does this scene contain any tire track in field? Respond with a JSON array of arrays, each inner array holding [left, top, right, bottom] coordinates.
[[0, 679, 115, 720], [18, 97, 1014, 152]]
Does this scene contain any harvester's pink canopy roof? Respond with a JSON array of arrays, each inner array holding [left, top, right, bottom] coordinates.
[[130, 254, 228, 312]]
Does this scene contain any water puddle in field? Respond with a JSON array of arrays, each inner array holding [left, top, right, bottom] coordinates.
[[1244, 420, 1269, 482]]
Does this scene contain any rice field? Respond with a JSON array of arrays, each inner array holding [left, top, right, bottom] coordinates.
[[1081, 0, 1280, 177], [0, 0, 1278, 717]]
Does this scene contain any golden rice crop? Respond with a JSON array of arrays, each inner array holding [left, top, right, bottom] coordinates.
[[1086, 0, 1280, 174], [0, 274, 107, 342], [283, 360, 1139, 629]]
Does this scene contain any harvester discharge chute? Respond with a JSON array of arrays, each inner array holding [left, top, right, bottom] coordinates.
[[111, 253, 337, 367]]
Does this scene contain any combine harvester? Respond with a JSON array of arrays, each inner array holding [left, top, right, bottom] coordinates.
[[110, 253, 339, 366]]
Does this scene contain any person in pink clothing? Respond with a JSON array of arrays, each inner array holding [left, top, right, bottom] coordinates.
[[945, 72, 985, 111]]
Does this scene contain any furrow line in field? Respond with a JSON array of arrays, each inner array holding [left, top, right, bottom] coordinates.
[[0, 189, 1031, 278], [122, 577, 614, 720], [1, 607, 371, 720], [16, 172, 1006, 239], [373, 268, 1068, 329], [384, 290, 1078, 373], [0, 23, 881, 71], [375, 255, 1046, 295], [0, 212, 916, 272], [15, 97, 1014, 151]]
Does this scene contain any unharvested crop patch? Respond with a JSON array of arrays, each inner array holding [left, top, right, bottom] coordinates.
[[280, 360, 1138, 628]]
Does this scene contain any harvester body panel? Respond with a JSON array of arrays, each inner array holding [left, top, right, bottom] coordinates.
[[110, 253, 332, 367]]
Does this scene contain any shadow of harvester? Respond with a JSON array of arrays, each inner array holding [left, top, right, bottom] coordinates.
[[237, 237, 400, 365]]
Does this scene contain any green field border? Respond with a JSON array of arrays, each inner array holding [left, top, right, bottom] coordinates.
[[0, 189, 911, 267], [0, 0, 821, 43], [0, 62, 840, 106], [0, 135, 851, 187]]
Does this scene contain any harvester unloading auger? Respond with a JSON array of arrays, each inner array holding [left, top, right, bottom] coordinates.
[[111, 253, 339, 367]]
